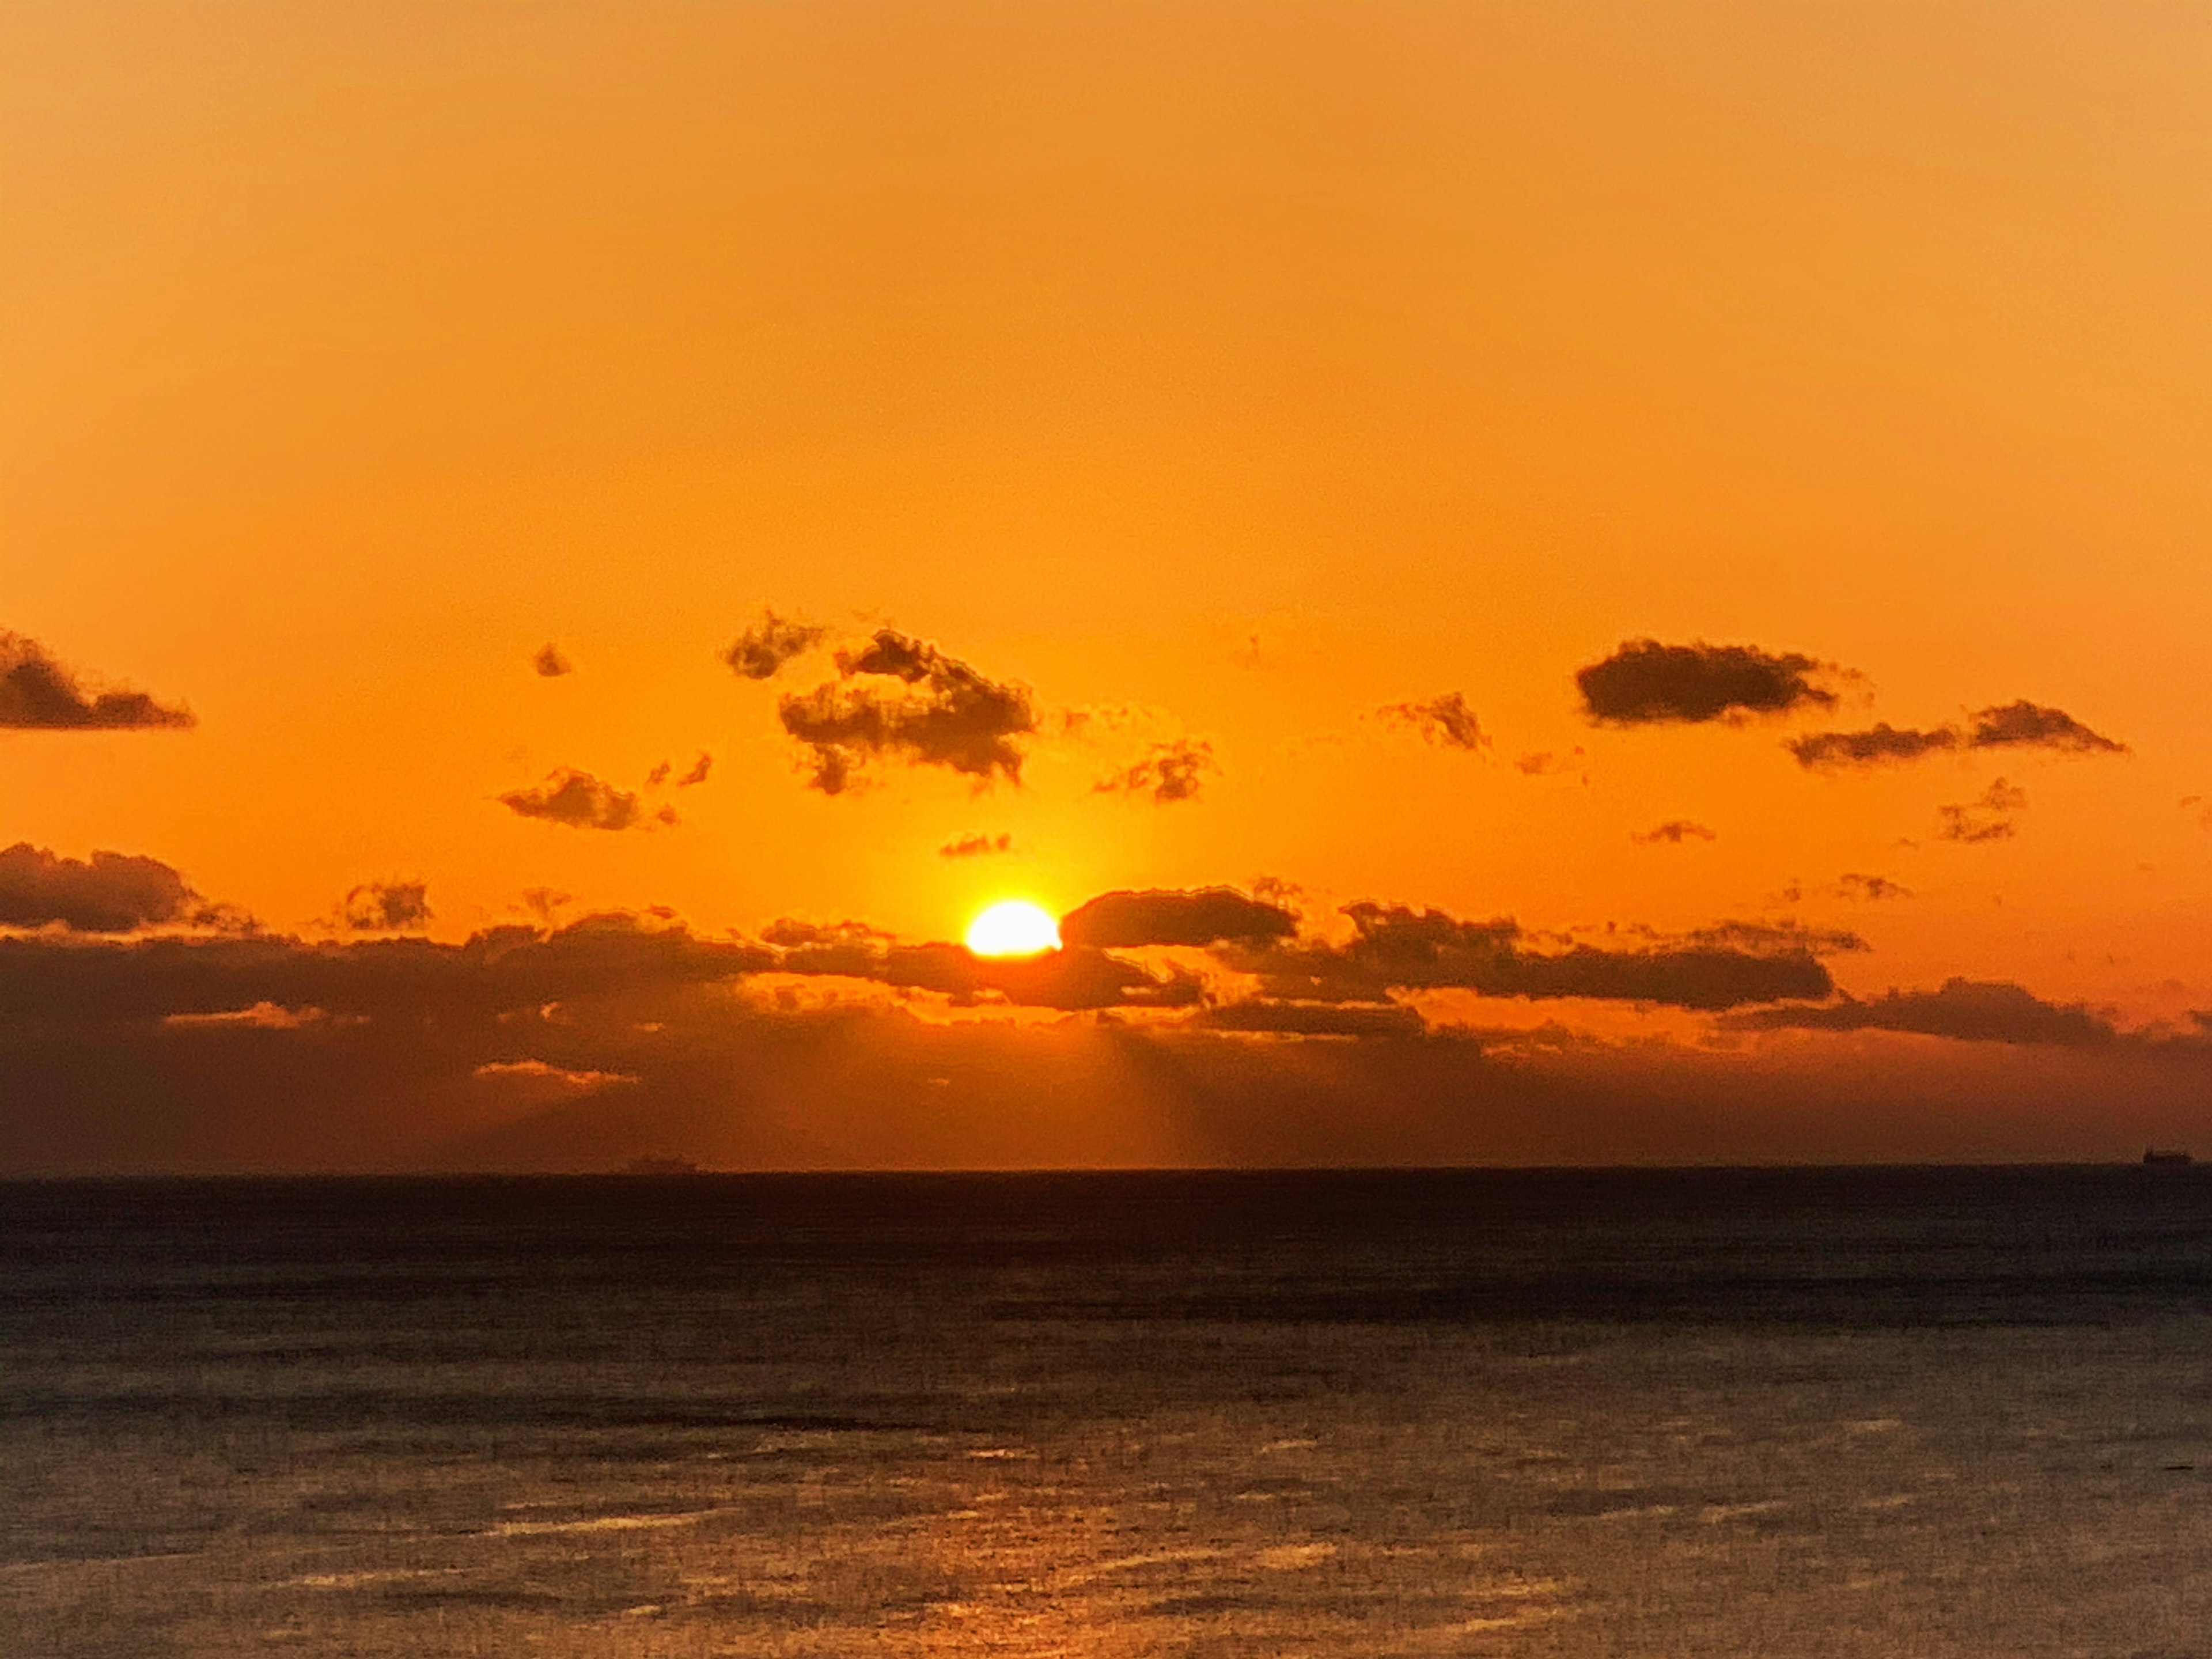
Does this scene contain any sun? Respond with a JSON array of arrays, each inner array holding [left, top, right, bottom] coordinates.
[[965, 899, 1062, 958]]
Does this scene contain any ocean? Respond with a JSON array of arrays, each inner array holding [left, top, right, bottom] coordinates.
[[4, 1168, 2210, 1656]]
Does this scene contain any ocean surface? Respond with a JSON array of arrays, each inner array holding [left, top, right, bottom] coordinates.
[[4, 1168, 2211, 1657]]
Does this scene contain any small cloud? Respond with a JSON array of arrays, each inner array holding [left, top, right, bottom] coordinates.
[[1095, 738, 1217, 804], [779, 629, 1037, 794], [1632, 820, 1717, 846], [1788, 723, 1960, 770], [938, 832, 1013, 859], [1966, 700, 2126, 756], [1378, 692, 1488, 751], [1576, 639, 1843, 726], [1514, 748, 1586, 778], [1060, 887, 1300, 949], [676, 752, 712, 787], [724, 608, 827, 681], [499, 768, 649, 831], [645, 760, 672, 786], [0, 632, 195, 730], [1835, 873, 1912, 902], [0, 842, 202, 932], [520, 887, 571, 924], [532, 643, 573, 678], [1937, 778, 2027, 843], [341, 880, 432, 933]]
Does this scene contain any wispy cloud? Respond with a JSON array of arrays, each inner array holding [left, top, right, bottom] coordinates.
[[1094, 738, 1216, 804]]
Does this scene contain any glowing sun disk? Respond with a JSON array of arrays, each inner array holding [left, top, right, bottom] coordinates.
[[966, 900, 1061, 957]]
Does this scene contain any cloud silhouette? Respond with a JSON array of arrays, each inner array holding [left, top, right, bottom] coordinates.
[[938, 832, 1013, 859], [1094, 738, 1216, 804], [0, 843, 200, 933], [341, 881, 432, 932], [724, 609, 828, 681], [498, 769, 650, 831], [1788, 723, 1960, 769], [1722, 978, 2117, 1047], [0, 632, 194, 730], [1379, 692, 1487, 751], [1937, 778, 2027, 843], [779, 629, 1037, 794], [1228, 902, 1836, 1010], [1632, 820, 1717, 845], [1789, 702, 2124, 770], [1060, 887, 1300, 949], [1835, 873, 1912, 902], [1577, 639, 1840, 726], [532, 643, 573, 677], [676, 752, 712, 787], [1967, 700, 2126, 756]]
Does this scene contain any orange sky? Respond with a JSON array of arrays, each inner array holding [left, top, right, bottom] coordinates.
[[7, 3, 2212, 1169]]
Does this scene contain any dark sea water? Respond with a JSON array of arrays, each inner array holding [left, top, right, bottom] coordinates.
[[5, 1168, 2212, 1657]]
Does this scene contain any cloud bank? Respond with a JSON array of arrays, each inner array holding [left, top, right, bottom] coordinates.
[[1227, 902, 1838, 1011]]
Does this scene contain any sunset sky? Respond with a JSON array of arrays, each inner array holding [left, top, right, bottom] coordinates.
[[7, 2, 2212, 1170]]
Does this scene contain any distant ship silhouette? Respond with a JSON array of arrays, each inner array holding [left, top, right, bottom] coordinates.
[[2142, 1147, 2194, 1167]]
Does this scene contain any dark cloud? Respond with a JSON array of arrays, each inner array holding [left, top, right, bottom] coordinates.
[[1379, 692, 1487, 751], [1836, 873, 1911, 902], [938, 832, 1013, 859], [498, 769, 649, 831], [676, 752, 712, 787], [1193, 999, 1425, 1039], [1061, 887, 1300, 949], [1671, 918, 1868, 955], [0, 843, 200, 933], [1722, 978, 2118, 1048], [341, 881, 431, 933], [1787, 723, 1960, 770], [532, 643, 573, 677], [1576, 639, 1840, 726], [10, 908, 2212, 1172], [1937, 778, 2026, 843], [1967, 700, 2127, 756], [1094, 738, 1216, 804], [1229, 902, 1837, 1011], [1788, 702, 2124, 770], [779, 630, 1037, 794], [871, 941, 1203, 1011], [723, 609, 827, 681], [0, 632, 194, 731], [645, 760, 672, 786], [1632, 820, 1717, 845]]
